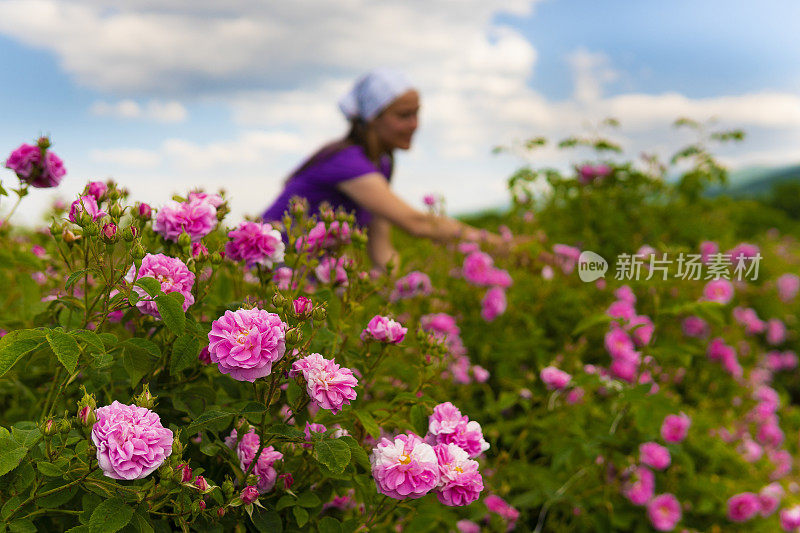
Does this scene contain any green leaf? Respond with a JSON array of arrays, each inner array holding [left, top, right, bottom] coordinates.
[[292, 506, 309, 528], [318, 517, 343, 533], [98, 333, 118, 349], [409, 404, 429, 437], [46, 330, 80, 373], [1, 496, 21, 521], [571, 313, 613, 336], [155, 294, 185, 335], [88, 497, 134, 533], [170, 333, 199, 375], [122, 338, 161, 358], [286, 380, 303, 406], [185, 411, 234, 435], [339, 436, 370, 471], [0, 437, 28, 476], [8, 519, 36, 533], [354, 410, 380, 440], [250, 508, 282, 533], [0, 330, 46, 377], [123, 349, 154, 389], [135, 277, 162, 297], [313, 439, 351, 474], [65, 270, 90, 290], [73, 330, 105, 354], [37, 461, 65, 477], [275, 495, 296, 511], [264, 423, 304, 440], [296, 492, 321, 508]]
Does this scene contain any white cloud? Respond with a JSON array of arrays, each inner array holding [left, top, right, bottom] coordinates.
[[90, 99, 188, 122], [567, 48, 619, 104]]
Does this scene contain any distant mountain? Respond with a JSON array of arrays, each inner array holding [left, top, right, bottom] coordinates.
[[706, 164, 800, 197]]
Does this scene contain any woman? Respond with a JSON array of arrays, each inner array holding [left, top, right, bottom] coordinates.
[[262, 67, 505, 270]]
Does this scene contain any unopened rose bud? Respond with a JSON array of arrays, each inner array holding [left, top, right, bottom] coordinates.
[[191, 500, 203, 514], [292, 297, 313, 319], [43, 418, 57, 436], [312, 306, 327, 321], [240, 486, 259, 504], [221, 478, 235, 497], [216, 507, 225, 518], [272, 292, 286, 308], [37, 136, 51, 149], [50, 222, 62, 237], [109, 204, 122, 219], [192, 242, 208, 259], [160, 464, 174, 480], [133, 384, 157, 409], [131, 243, 146, 260], [210, 252, 222, 265], [122, 226, 136, 242], [59, 418, 72, 434], [198, 500, 206, 511], [178, 231, 191, 248], [62, 228, 79, 244], [285, 327, 302, 346], [137, 203, 152, 219], [101, 223, 117, 243], [194, 475, 209, 491], [177, 463, 192, 483], [78, 405, 97, 427], [245, 474, 259, 487], [278, 473, 294, 490], [198, 347, 211, 365]]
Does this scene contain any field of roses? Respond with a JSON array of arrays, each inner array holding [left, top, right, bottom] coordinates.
[[1, 121, 799, 532]]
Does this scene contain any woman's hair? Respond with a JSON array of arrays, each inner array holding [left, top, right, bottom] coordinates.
[[283, 119, 393, 184]]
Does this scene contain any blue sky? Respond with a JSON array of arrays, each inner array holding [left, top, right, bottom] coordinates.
[[1, 0, 799, 225]]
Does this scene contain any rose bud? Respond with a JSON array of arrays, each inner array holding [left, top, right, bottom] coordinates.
[[177, 463, 192, 483], [240, 486, 259, 504], [194, 475, 209, 491], [101, 223, 117, 243], [292, 297, 313, 319], [137, 203, 152, 219]]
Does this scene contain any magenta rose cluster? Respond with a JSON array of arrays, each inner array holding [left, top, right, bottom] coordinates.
[[154, 195, 218, 242], [207, 308, 286, 382], [295, 220, 351, 253], [390, 271, 433, 302], [370, 402, 488, 506], [602, 285, 655, 384], [360, 314, 407, 344], [289, 353, 358, 414], [576, 163, 611, 184], [125, 253, 195, 318], [225, 428, 283, 493], [4, 140, 66, 188], [460, 251, 512, 323], [91, 401, 173, 480], [225, 221, 285, 268], [69, 195, 107, 223]]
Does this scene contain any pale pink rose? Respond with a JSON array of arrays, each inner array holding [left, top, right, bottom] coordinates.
[[727, 492, 760, 522], [69, 195, 107, 223], [661, 413, 690, 443], [433, 443, 484, 506], [776, 273, 800, 302], [481, 287, 507, 322], [31, 245, 47, 258], [428, 402, 464, 437], [232, 428, 283, 493], [614, 285, 636, 304], [273, 267, 293, 290], [484, 494, 520, 527], [759, 482, 783, 517], [154, 198, 217, 242], [780, 505, 800, 530], [421, 313, 466, 356], [315, 255, 350, 286], [703, 279, 734, 304], [553, 244, 581, 274], [207, 308, 286, 382], [540, 366, 571, 390], [125, 253, 195, 318], [225, 221, 285, 268], [289, 353, 358, 414], [541, 265, 554, 280], [640, 442, 671, 470], [766, 319, 787, 346], [682, 316, 709, 338], [622, 466, 654, 505], [370, 434, 440, 499], [360, 315, 407, 344], [647, 493, 682, 531], [92, 401, 173, 480]]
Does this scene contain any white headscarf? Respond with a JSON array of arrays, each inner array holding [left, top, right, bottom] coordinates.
[[338, 67, 415, 122]]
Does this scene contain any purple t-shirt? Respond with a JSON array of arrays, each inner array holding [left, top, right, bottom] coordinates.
[[262, 145, 392, 227]]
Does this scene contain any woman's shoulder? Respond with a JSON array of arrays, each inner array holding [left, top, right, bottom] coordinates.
[[305, 145, 381, 184]]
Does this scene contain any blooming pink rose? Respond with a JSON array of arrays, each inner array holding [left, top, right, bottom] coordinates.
[[738, 436, 763, 462], [421, 313, 466, 356], [703, 279, 734, 304], [472, 365, 490, 383], [230, 428, 283, 493], [208, 308, 286, 382], [154, 198, 217, 242], [607, 300, 636, 322], [289, 353, 358, 414], [566, 387, 585, 404], [428, 402, 463, 436], [757, 421, 784, 448], [429, 413, 490, 459], [780, 505, 800, 531], [605, 327, 637, 360], [462, 251, 493, 283], [627, 315, 654, 346], [622, 466, 655, 505], [540, 366, 571, 390], [125, 253, 195, 318], [481, 287, 507, 322], [728, 243, 760, 264], [390, 271, 433, 301], [370, 434, 440, 500], [303, 422, 327, 448], [433, 443, 484, 506], [225, 221, 285, 268], [759, 482, 783, 517], [86, 181, 107, 200], [315, 255, 350, 286], [422, 194, 436, 206], [484, 494, 520, 527], [91, 401, 173, 480], [682, 316, 710, 338], [699, 240, 718, 263], [661, 413, 690, 443], [770, 449, 793, 480], [240, 485, 259, 504], [776, 273, 800, 302], [187, 191, 224, 208], [728, 492, 760, 522], [69, 195, 107, 223], [614, 285, 636, 304], [647, 493, 682, 531], [5, 142, 66, 188], [639, 442, 671, 470], [733, 307, 766, 334], [707, 338, 735, 362], [360, 315, 407, 344], [766, 319, 787, 346]]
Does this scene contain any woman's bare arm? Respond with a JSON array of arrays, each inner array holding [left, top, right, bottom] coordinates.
[[366, 215, 400, 271]]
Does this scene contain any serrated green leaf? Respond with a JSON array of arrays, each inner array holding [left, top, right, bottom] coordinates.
[[0, 438, 28, 476], [0, 330, 46, 377], [318, 516, 343, 533], [73, 330, 105, 354], [313, 439, 350, 474], [265, 423, 304, 440], [292, 506, 309, 528], [37, 461, 65, 477], [122, 338, 160, 358], [339, 436, 370, 470], [185, 411, 234, 435], [65, 270, 90, 290], [296, 492, 320, 508], [155, 294, 185, 334], [46, 330, 80, 373], [250, 508, 282, 533], [275, 495, 295, 510], [135, 277, 162, 297], [88, 497, 134, 532], [98, 333, 118, 348], [123, 349, 154, 389], [409, 404, 428, 437], [170, 333, 199, 375], [354, 410, 380, 440]]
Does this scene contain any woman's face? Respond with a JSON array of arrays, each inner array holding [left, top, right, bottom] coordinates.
[[371, 90, 420, 151]]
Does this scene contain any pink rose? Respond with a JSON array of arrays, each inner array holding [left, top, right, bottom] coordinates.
[[661, 413, 690, 443], [125, 253, 195, 318], [727, 492, 760, 522], [702, 279, 734, 304], [540, 366, 571, 390], [208, 308, 286, 382], [433, 443, 484, 506], [370, 434, 440, 500], [776, 273, 800, 302], [639, 442, 671, 470], [5, 141, 66, 188], [622, 466, 654, 505], [647, 493, 682, 531], [69, 195, 107, 223], [225, 221, 285, 268], [360, 315, 407, 344], [480, 287, 507, 322], [154, 198, 217, 242], [86, 181, 107, 200], [289, 353, 358, 414]]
